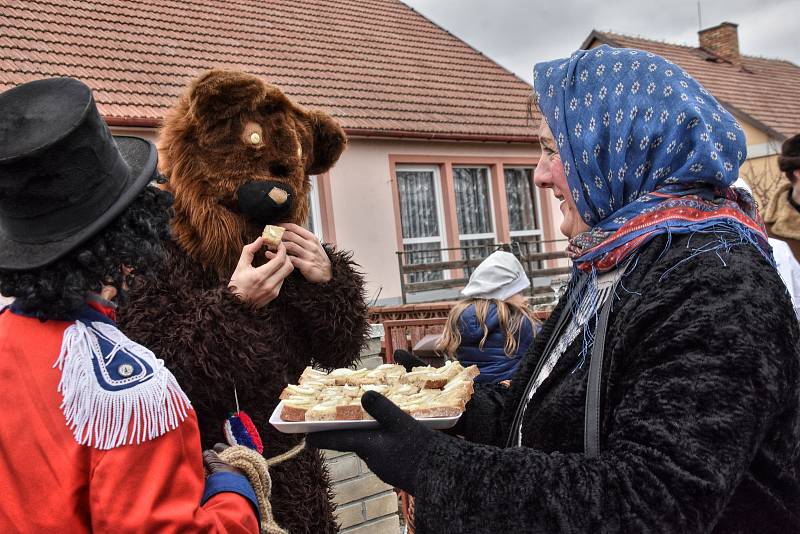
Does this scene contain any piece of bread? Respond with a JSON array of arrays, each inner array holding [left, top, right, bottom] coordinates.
[[339, 368, 371, 386], [304, 399, 342, 421], [281, 396, 317, 421], [386, 383, 420, 396], [279, 383, 321, 400], [261, 224, 285, 249], [327, 368, 365, 386], [409, 404, 463, 418], [359, 384, 390, 395], [374, 363, 406, 382], [401, 369, 448, 389], [335, 402, 363, 421], [299, 367, 336, 386], [280, 360, 479, 422]]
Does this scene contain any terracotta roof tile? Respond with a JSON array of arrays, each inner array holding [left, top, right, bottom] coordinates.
[[588, 31, 800, 140], [0, 0, 538, 141]]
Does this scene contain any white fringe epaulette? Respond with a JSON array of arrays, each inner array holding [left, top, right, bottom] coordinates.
[[53, 319, 192, 450]]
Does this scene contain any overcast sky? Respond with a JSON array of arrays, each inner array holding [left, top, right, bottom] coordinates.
[[402, 0, 800, 84]]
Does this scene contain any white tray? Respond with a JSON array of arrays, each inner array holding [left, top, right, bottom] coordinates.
[[269, 400, 461, 433]]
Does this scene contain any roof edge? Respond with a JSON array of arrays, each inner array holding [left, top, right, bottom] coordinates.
[[105, 116, 161, 128], [715, 101, 788, 142], [104, 116, 538, 143], [345, 128, 537, 143], [580, 30, 619, 51]]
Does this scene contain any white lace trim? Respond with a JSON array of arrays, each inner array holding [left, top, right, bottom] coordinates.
[[54, 320, 192, 450]]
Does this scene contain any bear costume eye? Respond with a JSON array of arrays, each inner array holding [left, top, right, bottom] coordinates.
[[242, 121, 263, 146]]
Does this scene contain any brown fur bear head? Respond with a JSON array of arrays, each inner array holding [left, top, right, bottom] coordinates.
[[158, 69, 346, 275]]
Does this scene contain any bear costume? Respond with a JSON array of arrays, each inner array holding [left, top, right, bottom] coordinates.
[[119, 70, 369, 533]]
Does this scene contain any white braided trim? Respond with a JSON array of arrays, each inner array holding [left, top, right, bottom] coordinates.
[[54, 321, 192, 450]]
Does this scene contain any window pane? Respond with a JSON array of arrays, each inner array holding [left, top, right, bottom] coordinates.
[[454, 167, 493, 236], [403, 242, 444, 283], [303, 176, 321, 239], [397, 170, 440, 239], [304, 191, 315, 232], [505, 168, 538, 232]]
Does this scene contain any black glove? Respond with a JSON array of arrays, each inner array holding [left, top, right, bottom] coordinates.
[[307, 391, 441, 495], [393, 349, 426, 372]]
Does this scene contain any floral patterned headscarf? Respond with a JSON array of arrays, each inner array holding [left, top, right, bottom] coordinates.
[[533, 45, 769, 271]]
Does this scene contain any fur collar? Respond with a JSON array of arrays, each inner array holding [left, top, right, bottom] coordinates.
[[764, 181, 800, 241]]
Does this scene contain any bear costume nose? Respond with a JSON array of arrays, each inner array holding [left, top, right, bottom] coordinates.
[[236, 180, 293, 226]]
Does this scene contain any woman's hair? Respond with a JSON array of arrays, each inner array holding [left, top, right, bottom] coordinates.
[[436, 297, 537, 359], [0, 185, 173, 320]]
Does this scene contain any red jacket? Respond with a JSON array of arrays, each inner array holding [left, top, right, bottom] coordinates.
[[0, 304, 260, 533]]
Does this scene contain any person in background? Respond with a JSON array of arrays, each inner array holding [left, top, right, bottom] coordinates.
[[435, 251, 537, 384], [0, 78, 259, 533], [308, 46, 800, 533], [736, 178, 800, 319], [765, 133, 800, 260]]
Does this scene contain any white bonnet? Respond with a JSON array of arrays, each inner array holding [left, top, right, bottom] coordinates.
[[460, 251, 530, 301]]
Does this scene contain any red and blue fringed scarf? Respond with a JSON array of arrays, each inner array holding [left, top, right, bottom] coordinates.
[[567, 184, 771, 272]]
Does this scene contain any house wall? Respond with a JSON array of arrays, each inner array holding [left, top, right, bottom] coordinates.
[[107, 126, 559, 305], [328, 137, 551, 305]]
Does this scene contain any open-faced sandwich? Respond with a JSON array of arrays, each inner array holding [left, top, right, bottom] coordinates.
[[279, 361, 479, 422]]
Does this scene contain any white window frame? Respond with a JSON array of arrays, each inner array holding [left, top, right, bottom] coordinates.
[[396, 164, 449, 276], [505, 166, 544, 242], [453, 165, 497, 246], [307, 175, 324, 241]]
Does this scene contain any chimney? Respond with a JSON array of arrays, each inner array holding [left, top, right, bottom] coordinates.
[[698, 22, 741, 67]]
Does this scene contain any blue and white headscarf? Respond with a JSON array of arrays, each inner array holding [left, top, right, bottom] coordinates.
[[533, 45, 768, 271]]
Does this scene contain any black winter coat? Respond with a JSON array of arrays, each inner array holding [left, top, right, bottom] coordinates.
[[413, 233, 800, 533], [119, 241, 368, 534]]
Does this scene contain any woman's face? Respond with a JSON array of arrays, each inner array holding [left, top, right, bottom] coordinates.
[[533, 120, 590, 238]]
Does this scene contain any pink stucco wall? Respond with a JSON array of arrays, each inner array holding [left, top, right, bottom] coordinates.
[[106, 127, 560, 305], [328, 138, 556, 305]]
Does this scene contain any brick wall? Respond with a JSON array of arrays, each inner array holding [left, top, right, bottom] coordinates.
[[698, 22, 740, 66], [324, 449, 400, 533]]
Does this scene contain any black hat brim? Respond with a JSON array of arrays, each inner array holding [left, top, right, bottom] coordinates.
[[0, 136, 157, 271]]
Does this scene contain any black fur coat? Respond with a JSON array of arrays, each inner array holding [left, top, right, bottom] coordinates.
[[119, 241, 368, 534], [413, 233, 800, 533]]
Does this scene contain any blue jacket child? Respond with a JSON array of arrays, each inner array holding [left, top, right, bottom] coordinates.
[[455, 300, 535, 383], [437, 251, 538, 384]]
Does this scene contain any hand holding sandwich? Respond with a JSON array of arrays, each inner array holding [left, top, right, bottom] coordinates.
[[307, 390, 443, 495], [266, 223, 332, 283], [228, 237, 294, 307]]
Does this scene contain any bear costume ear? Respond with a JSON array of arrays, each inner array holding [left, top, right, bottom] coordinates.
[[301, 110, 347, 175], [189, 70, 285, 121]]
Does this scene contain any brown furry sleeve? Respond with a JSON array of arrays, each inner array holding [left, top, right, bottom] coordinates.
[[277, 247, 369, 370], [120, 262, 295, 387]]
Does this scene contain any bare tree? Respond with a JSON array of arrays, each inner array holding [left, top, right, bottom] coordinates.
[[739, 147, 785, 211]]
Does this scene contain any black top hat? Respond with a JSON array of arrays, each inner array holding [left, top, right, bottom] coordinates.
[[0, 77, 157, 270]]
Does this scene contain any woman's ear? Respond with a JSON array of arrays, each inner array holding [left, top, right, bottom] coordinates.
[[300, 110, 347, 175]]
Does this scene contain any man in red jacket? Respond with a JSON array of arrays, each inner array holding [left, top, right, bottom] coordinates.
[[0, 77, 260, 533]]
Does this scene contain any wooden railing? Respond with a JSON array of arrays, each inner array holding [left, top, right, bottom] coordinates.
[[396, 239, 571, 304]]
